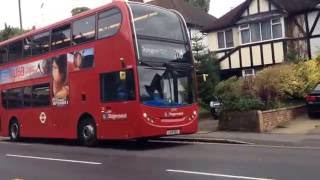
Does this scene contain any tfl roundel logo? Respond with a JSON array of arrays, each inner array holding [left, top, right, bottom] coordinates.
[[39, 112, 47, 124]]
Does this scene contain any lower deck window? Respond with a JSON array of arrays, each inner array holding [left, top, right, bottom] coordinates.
[[100, 69, 135, 102], [2, 83, 50, 109]]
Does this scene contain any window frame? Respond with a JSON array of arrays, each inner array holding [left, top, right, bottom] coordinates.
[[31, 31, 51, 57], [8, 40, 23, 62], [217, 29, 234, 49], [72, 15, 96, 45], [1, 83, 51, 109], [271, 18, 283, 39], [239, 24, 251, 44], [0, 6, 123, 64], [100, 69, 136, 103], [0, 46, 8, 64], [51, 24, 72, 51], [97, 7, 123, 40], [239, 18, 284, 45]]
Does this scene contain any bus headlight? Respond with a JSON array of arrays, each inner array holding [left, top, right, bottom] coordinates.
[[143, 113, 147, 118]]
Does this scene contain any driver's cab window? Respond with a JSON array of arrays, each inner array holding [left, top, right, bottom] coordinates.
[[100, 69, 135, 102]]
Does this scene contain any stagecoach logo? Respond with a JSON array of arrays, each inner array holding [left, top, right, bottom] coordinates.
[[39, 112, 47, 124], [103, 113, 128, 120], [164, 112, 184, 118]]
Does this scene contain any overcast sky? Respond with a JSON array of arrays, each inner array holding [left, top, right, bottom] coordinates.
[[0, 0, 244, 30]]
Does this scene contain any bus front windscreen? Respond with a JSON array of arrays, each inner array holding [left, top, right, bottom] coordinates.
[[129, 3, 195, 107]]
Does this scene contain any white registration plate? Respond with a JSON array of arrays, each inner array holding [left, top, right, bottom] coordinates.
[[166, 129, 180, 136]]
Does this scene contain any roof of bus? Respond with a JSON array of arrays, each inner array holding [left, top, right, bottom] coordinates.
[[0, 0, 126, 47]]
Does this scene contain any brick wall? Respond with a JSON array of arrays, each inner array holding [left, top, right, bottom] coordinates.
[[259, 106, 306, 132], [219, 106, 306, 132]]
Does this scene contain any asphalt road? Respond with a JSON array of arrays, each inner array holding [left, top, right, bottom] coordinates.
[[0, 138, 319, 180]]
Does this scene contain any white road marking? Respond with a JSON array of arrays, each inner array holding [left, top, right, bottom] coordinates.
[[151, 139, 320, 151], [166, 169, 275, 180], [0, 141, 30, 146], [6, 154, 102, 165]]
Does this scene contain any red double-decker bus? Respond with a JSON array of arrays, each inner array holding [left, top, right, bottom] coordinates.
[[0, 1, 198, 145]]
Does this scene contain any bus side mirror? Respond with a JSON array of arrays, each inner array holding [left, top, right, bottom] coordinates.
[[120, 57, 125, 69]]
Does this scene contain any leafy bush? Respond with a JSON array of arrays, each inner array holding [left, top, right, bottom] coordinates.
[[215, 77, 264, 112], [289, 60, 320, 98], [215, 59, 320, 112]]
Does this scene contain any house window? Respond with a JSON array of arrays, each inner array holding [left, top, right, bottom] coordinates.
[[272, 18, 282, 39], [240, 18, 283, 44], [225, 30, 234, 48], [240, 24, 250, 44], [217, 29, 234, 49], [250, 23, 261, 42], [261, 21, 272, 40], [242, 69, 255, 77], [217, 32, 225, 49]]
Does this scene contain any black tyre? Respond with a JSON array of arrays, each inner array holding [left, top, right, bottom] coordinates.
[[211, 109, 218, 120], [308, 111, 317, 119], [78, 118, 97, 146], [9, 119, 20, 142]]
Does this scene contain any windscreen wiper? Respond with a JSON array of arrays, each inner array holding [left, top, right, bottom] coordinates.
[[139, 60, 165, 70], [162, 62, 193, 70]]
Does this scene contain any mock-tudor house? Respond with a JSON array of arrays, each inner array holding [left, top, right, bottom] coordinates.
[[130, 0, 217, 48], [204, 0, 320, 79]]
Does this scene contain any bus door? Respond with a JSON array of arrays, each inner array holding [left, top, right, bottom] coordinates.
[[29, 84, 55, 137], [100, 69, 136, 138]]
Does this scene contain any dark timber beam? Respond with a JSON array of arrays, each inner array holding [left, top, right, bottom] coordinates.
[[310, 11, 320, 35], [293, 18, 307, 35], [239, 48, 243, 68], [260, 44, 265, 66], [249, 46, 254, 67], [305, 13, 312, 59], [271, 42, 275, 64]]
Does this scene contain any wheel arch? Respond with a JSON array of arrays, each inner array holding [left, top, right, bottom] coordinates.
[[8, 116, 19, 135]]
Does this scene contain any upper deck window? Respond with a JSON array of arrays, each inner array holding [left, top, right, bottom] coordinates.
[[32, 31, 50, 56], [0, 46, 8, 64], [98, 8, 122, 39], [73, 15, 96, 44], [8, 41, 23, 61], [130, 3, 185, 42], [23, 37, 32, 57], [51, 25, 71, 50]]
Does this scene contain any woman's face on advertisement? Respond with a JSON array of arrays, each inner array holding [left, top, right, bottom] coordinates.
[[52, 61, 62, 83]]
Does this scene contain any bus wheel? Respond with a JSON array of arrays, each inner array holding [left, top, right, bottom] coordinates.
[[78, 118, 97, 146], [9, 119, 20, 142]]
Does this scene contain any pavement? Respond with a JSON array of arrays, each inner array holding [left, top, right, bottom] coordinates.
[[161, 114, 320, 147]]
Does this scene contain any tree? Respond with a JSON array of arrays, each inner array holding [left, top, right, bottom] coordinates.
[[0, 23, 26, 42], [191, 32, 220, 108], [197, 51, 220, 107], [71, 7, 90, 16], [185, 0, 210, 13]]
